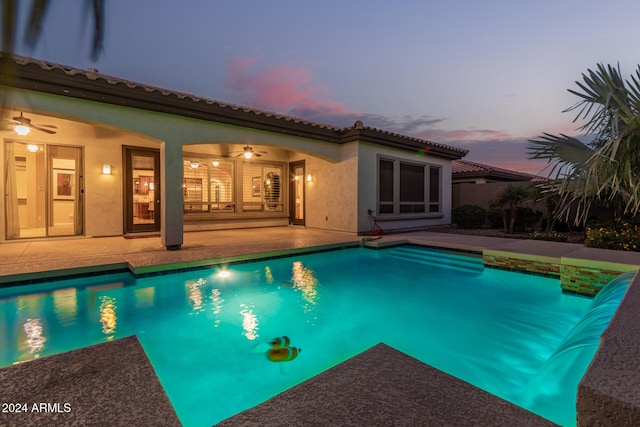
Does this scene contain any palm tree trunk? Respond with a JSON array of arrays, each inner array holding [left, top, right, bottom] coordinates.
[[501, 207, 508, 233], [509, 202, 517, 233]]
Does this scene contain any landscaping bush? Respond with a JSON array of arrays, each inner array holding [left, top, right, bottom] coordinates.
[[515, 207, 543, 232], [486, 207, 542, 231], [585, 217, 640, 251], [529, 231, 568, 242], [487, 208, 503, 229], [452, 204, 486, 229]]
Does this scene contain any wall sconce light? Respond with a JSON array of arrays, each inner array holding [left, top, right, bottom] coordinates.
[[15, 125, 31, 136], [102, 164, 112, 175], [307, 174, 313, 182]]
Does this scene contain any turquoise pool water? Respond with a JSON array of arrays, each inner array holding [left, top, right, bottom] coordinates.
[[0, 246, 628, 426]]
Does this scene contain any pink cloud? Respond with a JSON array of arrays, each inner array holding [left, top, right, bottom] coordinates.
[[224, 55, 353, 118]]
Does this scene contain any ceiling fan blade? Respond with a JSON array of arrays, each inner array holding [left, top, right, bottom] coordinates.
[[255, 153, 262, 157], [37, 124, 58, 129], [30, 124, 57, 134]]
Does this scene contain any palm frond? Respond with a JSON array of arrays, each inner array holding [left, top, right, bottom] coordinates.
[[529, 62, 640, 225]]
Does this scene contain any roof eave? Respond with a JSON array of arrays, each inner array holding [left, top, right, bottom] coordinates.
[[341, 128, 468, 160], [6, 59, 342, 143]]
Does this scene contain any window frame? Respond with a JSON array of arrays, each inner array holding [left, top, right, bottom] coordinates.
[[377, 156, 442, 217], [182, 152, 287, 219]]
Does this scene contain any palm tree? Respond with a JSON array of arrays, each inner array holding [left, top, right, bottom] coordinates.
[[490, 185, 529, 234], [528, 63, 640, 225], [2, 0, 105, 113], [2, 0, 104, 59]]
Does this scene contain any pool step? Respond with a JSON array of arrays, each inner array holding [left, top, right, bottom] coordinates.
[[384, 246, 484, 274]]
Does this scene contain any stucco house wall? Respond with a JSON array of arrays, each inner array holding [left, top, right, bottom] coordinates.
[[1, 53, 467, 246], [299, 142, 359, 233]]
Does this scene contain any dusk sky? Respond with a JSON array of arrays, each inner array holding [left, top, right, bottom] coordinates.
[[8, 1, 640, 174]]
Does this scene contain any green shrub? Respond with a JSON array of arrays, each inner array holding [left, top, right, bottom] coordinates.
[[487, 208, 503, 229], [529, 231, 568, 242], [585, 217, 640, 251], [452, 204, 486, 229], [515, 207, 543, 232], [486, 207, 542, 231]]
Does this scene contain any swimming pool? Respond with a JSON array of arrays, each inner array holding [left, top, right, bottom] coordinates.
[[0, 245, 628, 426]]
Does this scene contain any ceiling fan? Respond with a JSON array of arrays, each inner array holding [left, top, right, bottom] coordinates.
[[5, 112, 58, 135], [232, 145, 267, 159]]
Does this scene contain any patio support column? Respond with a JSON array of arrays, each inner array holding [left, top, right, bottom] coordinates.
[[160, 140, 183, 250]]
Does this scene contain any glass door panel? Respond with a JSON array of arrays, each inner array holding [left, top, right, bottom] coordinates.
[[124, 148, 160, 233], [48, 146, 83, 236], [4, 142, 83, 239]]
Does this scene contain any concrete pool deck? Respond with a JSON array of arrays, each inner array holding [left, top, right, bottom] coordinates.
[[1, 226, 640, 426]]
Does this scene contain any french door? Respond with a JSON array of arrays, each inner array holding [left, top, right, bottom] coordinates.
[[5, 141, 84, 239], [124, 147, 160, 234]]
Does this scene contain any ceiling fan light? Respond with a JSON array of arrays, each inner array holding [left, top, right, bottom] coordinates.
[[190, 161, 199, 169], [244, 151, 252, 159], [15, 125, 30, 136]]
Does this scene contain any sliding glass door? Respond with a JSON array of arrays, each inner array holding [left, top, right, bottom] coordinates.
[[4, 141, 83, 239]]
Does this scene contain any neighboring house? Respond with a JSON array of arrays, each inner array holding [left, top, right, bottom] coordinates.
[[452, 159, 538, 184], [1, 53, 467, 249], [452, 159, 542, 209]]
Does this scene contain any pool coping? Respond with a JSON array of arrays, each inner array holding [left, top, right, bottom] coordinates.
[[0, 336, 181, 427], [217, 343, 557, 427]]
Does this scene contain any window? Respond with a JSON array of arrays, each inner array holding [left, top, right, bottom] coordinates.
[[379, 159, 394, 214], [429, 166, 441, 213], [183, 159, 234, 212], [399, 162, 425, 213], [182, 156, 284, 215], [242, 163, 283, 212], [378, 157, 441, 215]]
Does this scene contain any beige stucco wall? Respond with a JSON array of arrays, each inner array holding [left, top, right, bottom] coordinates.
[[452, 180, 536, 210], [289, 142, 359, 233]]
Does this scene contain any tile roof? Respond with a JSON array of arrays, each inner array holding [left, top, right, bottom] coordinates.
[[452, 159, 541, 181], [2, 52, 468, 159]]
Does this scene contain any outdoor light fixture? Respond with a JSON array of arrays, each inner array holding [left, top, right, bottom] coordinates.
[[15, 125, 31, 136], [102, 164, 112, 175], [307, 174, 313, 182], [26, 144, 39, 153]]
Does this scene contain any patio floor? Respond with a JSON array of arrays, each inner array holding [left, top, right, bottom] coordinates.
[[2, 226, 639, 284]]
